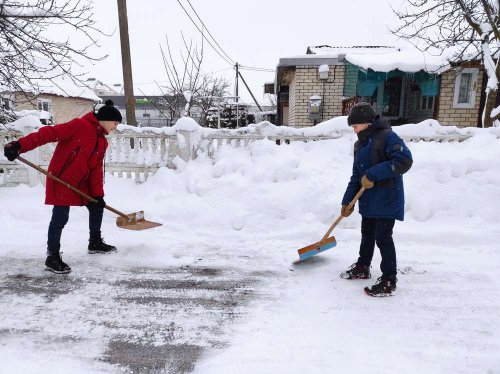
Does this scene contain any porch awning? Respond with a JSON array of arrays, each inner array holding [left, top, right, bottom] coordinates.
[[357, 80, 379, 96], [355, 68, 440, 97]]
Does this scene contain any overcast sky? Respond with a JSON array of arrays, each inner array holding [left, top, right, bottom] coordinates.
[[83, 0, 405, 104]]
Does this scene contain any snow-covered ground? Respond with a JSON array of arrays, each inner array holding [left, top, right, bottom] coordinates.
[[1, 119, 499, 373]]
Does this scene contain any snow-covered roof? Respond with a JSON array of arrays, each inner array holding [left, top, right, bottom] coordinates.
[[307, 45, 397, 56], [33, 75, 101, 101], [0, 57, 101, 101], [1, 75, 100, 102], [302, 45, 452, 73], [85, 78, 123, 96]]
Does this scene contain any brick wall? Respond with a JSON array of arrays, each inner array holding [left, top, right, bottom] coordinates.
[[14, 93, 95, 124], [288, 65, 345, 128], [437, 69, 484, 128], [404, 85, 434, 123], [288, 74, 297, 126]]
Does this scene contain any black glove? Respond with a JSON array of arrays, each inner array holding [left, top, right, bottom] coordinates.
[[4, 141, 21, 161], [88, 196, 106, 209]]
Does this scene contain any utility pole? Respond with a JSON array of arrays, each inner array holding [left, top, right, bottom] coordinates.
[[117, 0, 137, 126], [235, 62, 239, 128]]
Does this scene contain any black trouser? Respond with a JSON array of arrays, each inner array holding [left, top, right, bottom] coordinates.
[[357, 217, 397, 278], [47, 204, 103, 255]]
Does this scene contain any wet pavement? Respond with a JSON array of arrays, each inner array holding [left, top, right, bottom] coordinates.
[[0, 256, 271, 373]]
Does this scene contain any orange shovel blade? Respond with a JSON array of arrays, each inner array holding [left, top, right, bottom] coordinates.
[[116, 211, 162, 231]]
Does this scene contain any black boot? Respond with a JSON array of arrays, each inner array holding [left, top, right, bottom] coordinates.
[[340, 262, 371, 279], [88, 237, 117, 254], [45, 253, 71, 274], [364, 276, 397, 297]]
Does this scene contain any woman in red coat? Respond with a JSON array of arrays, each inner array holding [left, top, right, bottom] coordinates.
[[4, 100, 122, 274]]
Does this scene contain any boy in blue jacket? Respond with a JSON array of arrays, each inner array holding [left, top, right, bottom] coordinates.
[[340, 102, 413, 297]]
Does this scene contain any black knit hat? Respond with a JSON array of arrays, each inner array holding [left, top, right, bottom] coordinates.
[[96, 100, 122, 123], [347, 102, 375, 126]]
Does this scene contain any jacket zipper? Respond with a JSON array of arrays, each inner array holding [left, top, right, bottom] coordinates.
[[57, 146, 81, 178]]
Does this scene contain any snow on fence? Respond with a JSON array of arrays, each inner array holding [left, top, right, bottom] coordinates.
[[0, 116, 491, 187]]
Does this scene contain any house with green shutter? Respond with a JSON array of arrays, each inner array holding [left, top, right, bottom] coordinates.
[[273, 46, 485, 128]]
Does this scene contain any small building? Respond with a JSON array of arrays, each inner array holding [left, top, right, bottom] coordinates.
[[84, 78, 123, 96], [99, 95, 189, 127], [1, 75, 100, 124], [274, 45, 486, 128]]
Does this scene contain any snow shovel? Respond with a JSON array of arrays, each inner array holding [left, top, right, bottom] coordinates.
[[297, 187, 366, 261], [16, 156, 162, 231]]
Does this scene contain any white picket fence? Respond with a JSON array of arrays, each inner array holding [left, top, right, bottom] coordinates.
[[0, 123, 473, 187]]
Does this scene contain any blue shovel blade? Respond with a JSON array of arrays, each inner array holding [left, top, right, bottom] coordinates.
[[298, 239, 337, 261]]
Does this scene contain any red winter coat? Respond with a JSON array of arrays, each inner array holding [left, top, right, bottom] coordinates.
[[18, 112, 108, 206]]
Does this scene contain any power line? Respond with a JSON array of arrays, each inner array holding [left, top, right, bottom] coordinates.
[[176, 1, 275, 76], [175, 0, 234, 66], [239, 65, 275, 73], [184, 0, 235, 65]]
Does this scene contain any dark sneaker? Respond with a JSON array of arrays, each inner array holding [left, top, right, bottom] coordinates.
[[88, 238, 117, 254], [45, 254, 71, 274], [340, 263, 371, 279], [364, 276, 397, 297]]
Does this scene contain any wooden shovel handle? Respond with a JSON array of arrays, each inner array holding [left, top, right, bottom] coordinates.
[[318, 187, 366, 245], [16, 156, 128, 219]]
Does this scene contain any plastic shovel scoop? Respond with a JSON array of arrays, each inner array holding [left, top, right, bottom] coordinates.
[[297, 187, 366, 261], [16, 156, 162, 231], [115, 210, 162, 230]]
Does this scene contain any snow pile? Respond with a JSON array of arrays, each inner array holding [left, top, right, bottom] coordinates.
[[0, 119, 499, 373], [116, 116, 499, 140], [3, 113, 42, 132]]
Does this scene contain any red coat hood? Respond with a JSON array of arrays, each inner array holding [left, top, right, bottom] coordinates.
[[82, 112, 108, 135]]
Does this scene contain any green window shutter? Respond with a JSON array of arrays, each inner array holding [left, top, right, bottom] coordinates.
[[343, 63, 358, 97]]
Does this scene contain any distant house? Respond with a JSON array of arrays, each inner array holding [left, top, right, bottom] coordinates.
[[1, 75, 100, 124], [84, 78, 123, 96], [99, 95, 189, 127], [273, 45, 487, 128]]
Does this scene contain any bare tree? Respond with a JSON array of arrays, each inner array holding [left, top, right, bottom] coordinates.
[[392, 0, 500, 127], [160, 33, 204, 118], [139, 85, 185, 126], [194, 74, 231, 126], [0, 1, 106, 95]]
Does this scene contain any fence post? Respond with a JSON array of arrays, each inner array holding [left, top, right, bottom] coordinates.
[[176, 128, 198, 162]]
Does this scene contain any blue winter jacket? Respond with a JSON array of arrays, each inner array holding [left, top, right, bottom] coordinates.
[[342, 118, 413, 221]]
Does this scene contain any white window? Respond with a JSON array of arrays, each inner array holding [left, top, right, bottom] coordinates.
[[453, 68, 478, 108], [37, 98, 51, 112]]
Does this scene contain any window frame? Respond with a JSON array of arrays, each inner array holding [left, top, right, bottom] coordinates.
[[417, 95, 435, 111], [1, 97, 11, 110], [37, 98, 52, 113], [453, 68, 478, 109]]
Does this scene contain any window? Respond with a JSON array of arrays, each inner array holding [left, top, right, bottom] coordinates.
[[453, 68, 478, 108], [1, 97, 11, 110], [419, 96, 434, 110], [37, 99, 51, 112]]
